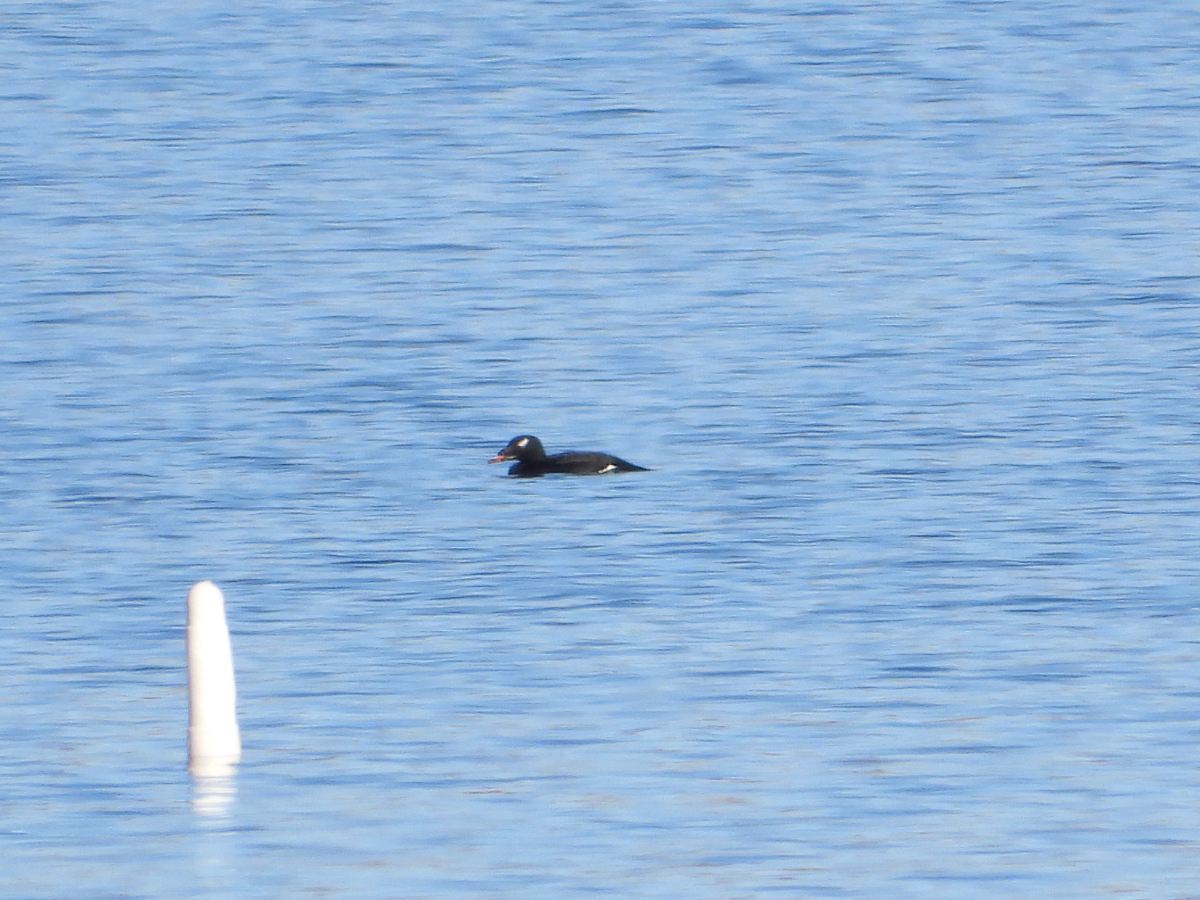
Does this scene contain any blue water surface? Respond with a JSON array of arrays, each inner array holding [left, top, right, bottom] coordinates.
[[3, 1, 1200, 898]]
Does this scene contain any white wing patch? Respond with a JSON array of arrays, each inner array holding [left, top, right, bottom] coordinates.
[[598, 463, 618, 474]]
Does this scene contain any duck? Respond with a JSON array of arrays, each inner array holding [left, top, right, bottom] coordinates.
[[488, 435, 648, 478]]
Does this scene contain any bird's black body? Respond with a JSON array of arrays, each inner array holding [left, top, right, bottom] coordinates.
[[488, 435, 648, 478]]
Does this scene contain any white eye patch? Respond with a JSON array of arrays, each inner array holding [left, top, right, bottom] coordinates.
[[517, 437, 530, 448]]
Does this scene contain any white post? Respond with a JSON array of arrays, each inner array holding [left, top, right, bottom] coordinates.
[[187, 580, 241, 774]]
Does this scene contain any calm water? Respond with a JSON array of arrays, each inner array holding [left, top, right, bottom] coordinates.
[[4, 1, 1200, 897]]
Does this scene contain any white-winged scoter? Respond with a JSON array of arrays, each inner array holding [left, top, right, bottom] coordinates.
[[488, 435, 648, 478]]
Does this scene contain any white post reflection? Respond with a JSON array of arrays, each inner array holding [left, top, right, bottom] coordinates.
[[190, 756, 238, 817]]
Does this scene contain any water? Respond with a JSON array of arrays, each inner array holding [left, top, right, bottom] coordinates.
[[4, 1, 1200, 897]]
